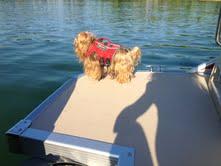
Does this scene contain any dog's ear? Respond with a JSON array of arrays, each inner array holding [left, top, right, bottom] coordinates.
[[130, 47, 141, 66]]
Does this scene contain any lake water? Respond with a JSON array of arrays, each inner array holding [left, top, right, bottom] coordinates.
[[0, 0, 220, 165]]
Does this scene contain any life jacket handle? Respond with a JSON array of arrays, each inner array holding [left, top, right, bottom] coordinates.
[[96, 38, 120, 48]]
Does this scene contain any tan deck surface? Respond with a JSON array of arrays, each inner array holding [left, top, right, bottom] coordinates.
[[31, 72, 221, 166]]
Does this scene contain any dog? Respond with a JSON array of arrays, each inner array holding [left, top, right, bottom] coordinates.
[[73, 32, 141, 83]]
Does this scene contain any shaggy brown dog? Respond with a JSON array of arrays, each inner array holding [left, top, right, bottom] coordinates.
[[73, 32, 141, 83]]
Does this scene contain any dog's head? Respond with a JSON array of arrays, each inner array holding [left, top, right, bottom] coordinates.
[[73, 32, 96, 62]]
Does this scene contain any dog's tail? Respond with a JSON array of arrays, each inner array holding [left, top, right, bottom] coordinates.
[[130, 47, 141, 66]]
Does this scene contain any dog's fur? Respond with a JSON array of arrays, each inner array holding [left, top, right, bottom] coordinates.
[[73, 32, 141, 83]]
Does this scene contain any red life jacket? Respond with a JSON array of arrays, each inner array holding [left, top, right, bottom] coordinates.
[[86, 38, 120, 65]]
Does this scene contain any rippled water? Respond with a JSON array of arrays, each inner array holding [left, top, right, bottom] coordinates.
[[0, 0, 221, 164]]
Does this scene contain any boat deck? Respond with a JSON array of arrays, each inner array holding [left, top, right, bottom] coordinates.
[[31, 72, 221, 166]]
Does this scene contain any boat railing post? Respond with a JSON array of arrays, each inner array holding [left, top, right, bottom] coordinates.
[[216, 7, 221, 46]]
